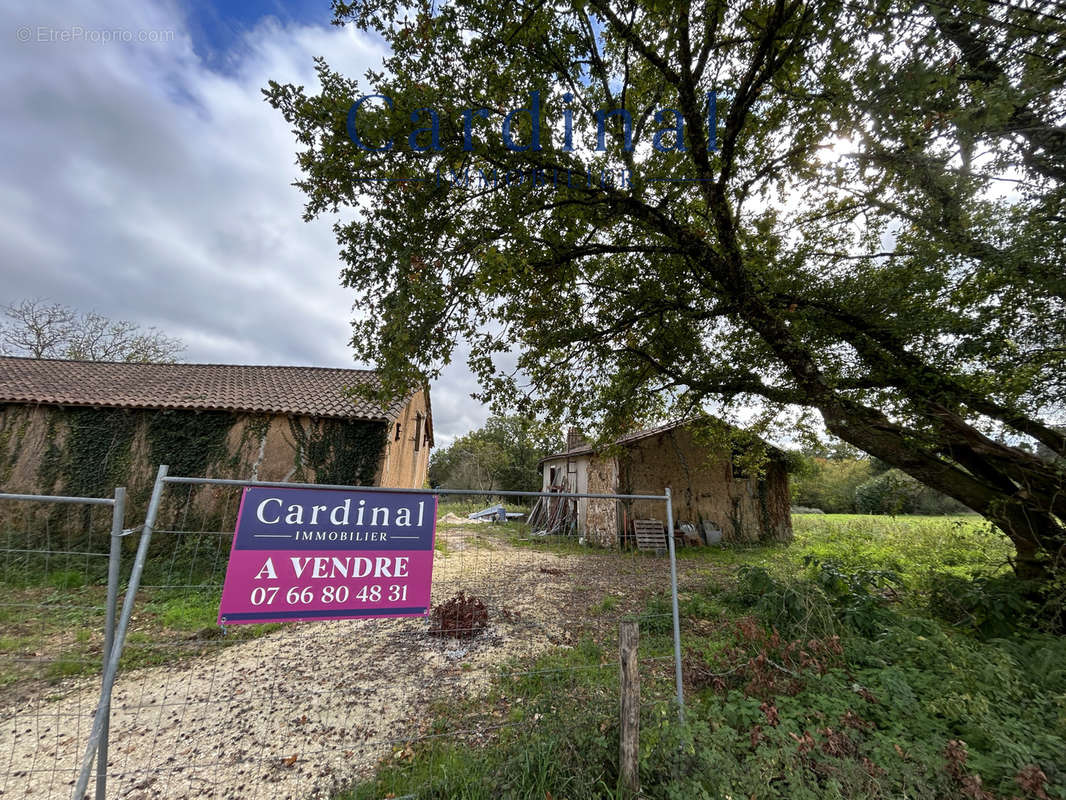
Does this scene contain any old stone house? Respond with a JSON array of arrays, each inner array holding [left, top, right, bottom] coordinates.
[[538, 421, 791, 547], [0, 357, 432, 506]]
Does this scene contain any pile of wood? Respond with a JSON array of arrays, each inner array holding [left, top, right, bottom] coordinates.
[[527, 481, 577, 536]]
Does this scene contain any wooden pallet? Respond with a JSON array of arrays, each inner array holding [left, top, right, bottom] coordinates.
[[633, 518, 667, 553]]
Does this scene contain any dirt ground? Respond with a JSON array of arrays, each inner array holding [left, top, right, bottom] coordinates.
[[0, 527, 689, 799]]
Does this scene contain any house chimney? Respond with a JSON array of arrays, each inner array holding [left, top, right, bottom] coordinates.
[[567, 427, 587, 452]]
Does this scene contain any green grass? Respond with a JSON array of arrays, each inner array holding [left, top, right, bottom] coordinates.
[[338, 514, 1065, 800], [343, 639, 632, 800], [0, 581, 278, 689], [677, 514, 1013, 602], [143, 589, 221, 629], [788, 513, 1012, 581], [594, 594, 620, 614]]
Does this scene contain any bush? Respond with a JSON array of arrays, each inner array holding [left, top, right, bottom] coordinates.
[[724, 566, 840, 640], [927, 573, 1038, 637], [790, 457, 873, 513], [855, 469, 971, 515]]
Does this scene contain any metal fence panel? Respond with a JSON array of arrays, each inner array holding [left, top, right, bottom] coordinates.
[[0, 490, 124, 800], [85, 470, 687, 799], [1, 471, 691, 799]]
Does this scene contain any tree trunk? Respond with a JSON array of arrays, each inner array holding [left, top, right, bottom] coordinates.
[[822, 411, 1066, 583]]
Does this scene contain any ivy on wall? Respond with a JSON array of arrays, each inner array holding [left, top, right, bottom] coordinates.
[[0, 408, 30, 485], [229, 414, 272, 474], [4, 406, 392, 559], [145, 410, 237, 478], [288, 418, 387, 486], [36, 408, 139, 498]]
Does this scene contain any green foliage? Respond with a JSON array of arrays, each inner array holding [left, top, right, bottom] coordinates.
[[270, 0, 1066, 580], [725, 565, 840, 640], [790, 452, 972, 516], [46, 569, 88, 590], [804, 557, 902, 636], [341, 514, 1066, 799], [429, 415, 561, 492], [144, 590, 221, 630], [927, 573, 1040, 638], [855, 468, 972, 515], [146, 410, 236, 478], [287, 418, 387, 485], [341, 640, 623, 799], [34, 408, 138, 498], [786, 515, 1012, 593], [789, 456, 872, 514], [0, 408, 29, 485]]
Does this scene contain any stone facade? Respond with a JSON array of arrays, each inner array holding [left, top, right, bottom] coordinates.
[[377, 387, 432, 489], [540, 422, 791, 547]]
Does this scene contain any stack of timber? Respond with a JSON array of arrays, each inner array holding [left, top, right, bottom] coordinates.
[[527, 480, 577, 535]]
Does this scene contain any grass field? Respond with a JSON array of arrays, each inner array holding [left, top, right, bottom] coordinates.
[[3, 512, 1062, 799], [342, 513, 1066, 800], [688, 514, 1013, 587]]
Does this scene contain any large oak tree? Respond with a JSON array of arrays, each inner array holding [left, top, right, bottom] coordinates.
[[267, 0, 1065, 581]]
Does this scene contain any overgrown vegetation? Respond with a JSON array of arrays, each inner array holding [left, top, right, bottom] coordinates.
[[271, 0, 1066, 582], [145, 409, 236, 479], [789, 447, 972, 516], [287, 418, 387, 485], [35, 408, 139, 499], [0, 579, 275, 692], [341, 515, 1066, 799]]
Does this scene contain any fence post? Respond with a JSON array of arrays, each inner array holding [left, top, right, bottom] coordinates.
[[619, 620, 640, 797], [73, 465, 168, 800], [664, 487, 684, 719], [95, 487, 125, 800]]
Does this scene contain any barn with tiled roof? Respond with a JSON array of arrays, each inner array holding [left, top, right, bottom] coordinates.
[[0, 357, 432, 500]]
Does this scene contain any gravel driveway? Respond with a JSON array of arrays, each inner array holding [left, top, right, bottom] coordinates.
[[1, 528, 676, 799]]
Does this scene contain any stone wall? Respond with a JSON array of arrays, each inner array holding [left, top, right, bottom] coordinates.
[[0, 403, 395, 535], [378, 388, 432, 489], [616, 426, 791, 545], [585, 453, 618, 547]]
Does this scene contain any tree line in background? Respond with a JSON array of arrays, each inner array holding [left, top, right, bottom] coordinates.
[[788, 444, 973, 516], [0, 299, 186, 363], [428, 416, 562, 494]]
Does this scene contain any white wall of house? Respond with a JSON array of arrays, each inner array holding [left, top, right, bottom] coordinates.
[[541, 454, 591, 532]]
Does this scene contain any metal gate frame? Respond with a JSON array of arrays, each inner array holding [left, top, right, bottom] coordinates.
[[0, 488, 127, 800], [73, 464, 686, 798]]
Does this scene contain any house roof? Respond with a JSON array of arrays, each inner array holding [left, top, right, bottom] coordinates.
[[539, 419, 785, 465], [0, 356, 411, 421], [540, 420, 688, 463]]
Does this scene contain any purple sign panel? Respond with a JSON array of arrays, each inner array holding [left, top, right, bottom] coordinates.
[[218, 486, 437, 625]]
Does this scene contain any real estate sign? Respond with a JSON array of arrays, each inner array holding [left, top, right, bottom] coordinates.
[[218, 486, 437, 625]]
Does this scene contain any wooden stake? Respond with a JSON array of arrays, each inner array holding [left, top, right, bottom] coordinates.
[[619, 620, 640, 797]]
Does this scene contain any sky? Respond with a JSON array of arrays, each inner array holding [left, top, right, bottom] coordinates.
[[2, 0, 486, 446]]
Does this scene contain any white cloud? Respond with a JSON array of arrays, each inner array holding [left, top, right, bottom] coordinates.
[[1, 0, 491, 442]]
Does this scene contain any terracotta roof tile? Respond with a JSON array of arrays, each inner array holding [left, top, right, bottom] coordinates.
[[0, 357, 410, 421]]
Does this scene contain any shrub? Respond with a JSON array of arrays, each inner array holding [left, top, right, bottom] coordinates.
[[927, 573, 1038, 637], [854, 469, 972, 515], [724, 566, 839, 640]]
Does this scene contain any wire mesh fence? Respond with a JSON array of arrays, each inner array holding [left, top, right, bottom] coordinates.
[[2, 475, 689, 800], [0, 490, 123, 800]]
